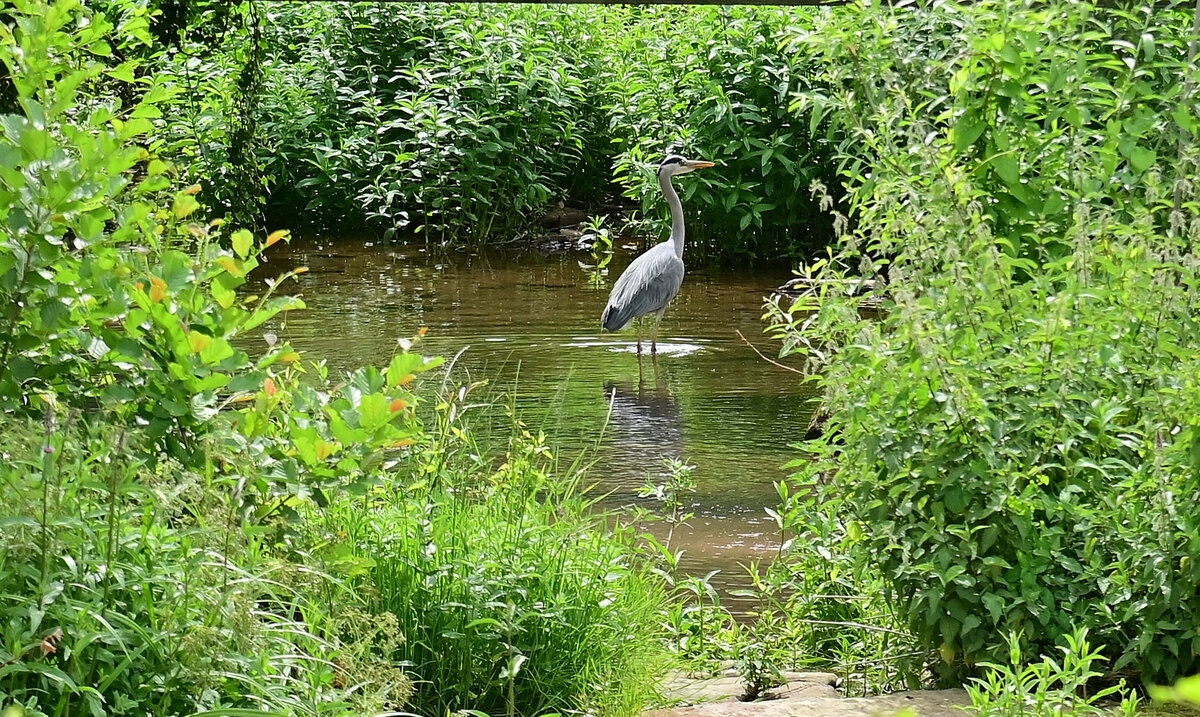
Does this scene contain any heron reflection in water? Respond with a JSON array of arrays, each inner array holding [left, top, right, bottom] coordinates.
[[602, 358, 685, 483]]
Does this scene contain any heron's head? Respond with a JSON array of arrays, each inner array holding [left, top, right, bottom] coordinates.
[[657, 154, 715, 178]]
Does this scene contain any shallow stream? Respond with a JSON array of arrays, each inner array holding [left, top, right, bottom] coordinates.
[[258, 237, 817, 608]]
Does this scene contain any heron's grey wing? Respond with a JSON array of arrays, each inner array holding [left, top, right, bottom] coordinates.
[[602, 243, 685, 331]]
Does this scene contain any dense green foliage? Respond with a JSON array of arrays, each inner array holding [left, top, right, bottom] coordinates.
[[253, 3, 606, 240], [1, 417, 404, 716], [317, 426, 666, 716], [0, 2, 671, 715], [147, 2, 838, 259], [770, 0, 1200, 684], [0, 0, 302, 446], [11, 0, 1200, 710], [604, 7, 840, 261]]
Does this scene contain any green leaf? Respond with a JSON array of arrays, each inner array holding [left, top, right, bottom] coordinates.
[[293, 426, 321, 466], [199, 337, 235, 365], [211, 275, 236, 309], [329, 409, 369, 445], [130, 103, 161, 119], [232, 229, 253, 259], [387, 353, 426, 386], [159, 250, 194, 290], [1173, 104, 1198, 134], [1128, 145, 1155, 174], [173, 194, 200, 220], [242, 296, 305, 332], [992, 153, 1020, 185], [188, 710, 291, 717], [358, 393, 391, 431], [953, 109, 986, 153], [945, 486, 969, 513]]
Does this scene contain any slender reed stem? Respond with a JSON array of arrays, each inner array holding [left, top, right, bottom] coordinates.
[[101, 431, 128, 617]]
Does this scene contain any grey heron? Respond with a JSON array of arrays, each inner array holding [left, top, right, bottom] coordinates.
[[601, 154, 715, 354]]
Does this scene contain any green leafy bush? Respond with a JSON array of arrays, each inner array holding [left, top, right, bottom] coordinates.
[[251, 3, 611, 240], [769, 0, 1200, 683], [150, 3, 839, 259], [0, 0, 303, 452], [605, 6, 840, 261]]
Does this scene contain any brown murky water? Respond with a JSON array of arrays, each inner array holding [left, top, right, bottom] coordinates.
[[258, 237, 817, 607]]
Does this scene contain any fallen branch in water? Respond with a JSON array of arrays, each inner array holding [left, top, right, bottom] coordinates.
[[735, 329, 805, 375]]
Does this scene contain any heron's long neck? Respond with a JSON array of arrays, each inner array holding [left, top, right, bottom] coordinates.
[[660, 171, 686, 259]]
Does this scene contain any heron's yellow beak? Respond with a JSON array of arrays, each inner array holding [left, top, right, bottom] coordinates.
[[687, 160, 716, 169]]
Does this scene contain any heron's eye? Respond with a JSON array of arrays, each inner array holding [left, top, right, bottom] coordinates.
[[658, 156, 684, 173]]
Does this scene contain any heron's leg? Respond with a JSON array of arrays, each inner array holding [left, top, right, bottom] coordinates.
[[635, 317, 644, 355], [651, 309, 666, 354]]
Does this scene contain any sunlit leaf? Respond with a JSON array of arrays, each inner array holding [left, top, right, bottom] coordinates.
[[172, 193, 200, 219], [216, 256, 248, 278], [211, 275, 236, 308], [188, 332, 213, 354], [231, 229, 254, 259], [359, 393, 391, 431]]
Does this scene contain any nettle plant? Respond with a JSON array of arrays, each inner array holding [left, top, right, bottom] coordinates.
[[257, 3, 610, 240], [770, 0, 1200, 683]]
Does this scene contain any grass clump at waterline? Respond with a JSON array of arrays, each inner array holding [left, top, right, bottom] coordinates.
[[311, 415, 670, 717]]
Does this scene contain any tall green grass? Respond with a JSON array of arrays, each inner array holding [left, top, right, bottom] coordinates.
[[310, 419, 671, 717], [0, 415, 397, 716]]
